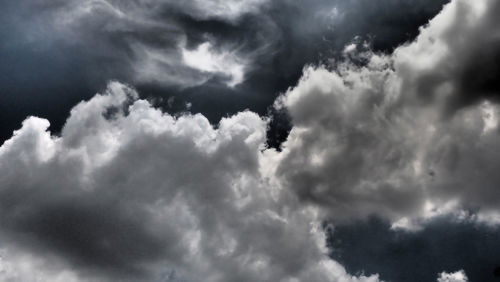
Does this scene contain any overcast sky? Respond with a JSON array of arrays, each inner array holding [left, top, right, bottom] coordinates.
[[1, 0, 500, 281]]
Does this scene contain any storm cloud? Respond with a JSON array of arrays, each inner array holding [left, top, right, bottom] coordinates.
[[1, 0, 500, 281]]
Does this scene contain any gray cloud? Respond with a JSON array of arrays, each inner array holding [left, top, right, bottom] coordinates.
[[0, 83, 379, 282], [276, 0, 500, 226], [2, 0, 500, 281]]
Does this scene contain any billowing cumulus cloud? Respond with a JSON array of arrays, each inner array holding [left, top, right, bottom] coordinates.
[[0, 83, 379, 282], [276, 0, 500, 228]]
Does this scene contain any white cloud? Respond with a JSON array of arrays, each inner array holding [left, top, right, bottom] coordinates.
[[182, 42, 247, 87], [437, 270, 468, 282], [343, 43, 357, 54], [132, 41, 212, 88]]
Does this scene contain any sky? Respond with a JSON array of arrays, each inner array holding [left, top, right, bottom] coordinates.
[[1, 0, 500, 281]]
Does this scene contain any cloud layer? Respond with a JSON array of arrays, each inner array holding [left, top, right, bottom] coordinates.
[[1, 0, 500, 281]]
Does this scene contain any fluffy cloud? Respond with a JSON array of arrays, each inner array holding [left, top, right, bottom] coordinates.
[[437, 270, 468, 282], [276, 0, 500, 227], [0, 83, 379, 282]]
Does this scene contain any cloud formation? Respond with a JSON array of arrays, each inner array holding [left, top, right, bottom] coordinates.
[[0, 83, 379, 282], [2, 0, 500, 281], [276, 0, 500, 227], [437, 270, 468, 282]]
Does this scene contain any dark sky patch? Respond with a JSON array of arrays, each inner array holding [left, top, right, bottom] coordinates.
[[329, 217, 500, 282]]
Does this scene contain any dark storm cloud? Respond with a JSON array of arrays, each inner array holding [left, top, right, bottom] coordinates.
[[0, 0, 449, 147], [329, 217, 500, 282]]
